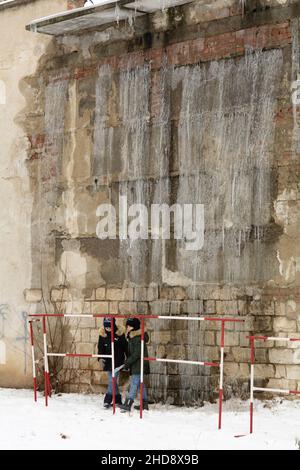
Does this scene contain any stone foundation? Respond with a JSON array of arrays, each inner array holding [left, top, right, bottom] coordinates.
[[27, 284, 300, 403]]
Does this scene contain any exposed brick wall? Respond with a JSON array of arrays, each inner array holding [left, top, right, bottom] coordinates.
[[67, 0, 85, 9], [41, 22, 291, 85]]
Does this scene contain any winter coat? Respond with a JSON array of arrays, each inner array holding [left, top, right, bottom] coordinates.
[[124, 329, 150, 376], [98, 326, 128, 372]]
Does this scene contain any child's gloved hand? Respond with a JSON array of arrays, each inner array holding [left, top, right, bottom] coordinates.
[[114, 364, 125, 374]]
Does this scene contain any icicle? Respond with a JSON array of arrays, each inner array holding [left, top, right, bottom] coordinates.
[[238, 229, 242, 257], [240, 0, 246, 16], [114, 3, 120, 26]]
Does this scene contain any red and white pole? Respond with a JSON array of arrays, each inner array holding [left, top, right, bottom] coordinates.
[[253, 387, 300, 394], [111, 317, 116, 415], [140, 318, 145, 420], [145, 357, 219, 367], [42, 317, 49, 407], [250, 337, 255, 434], [29, 320, 37, 402], [218, 320, 225, 430], [47, 353, 111, 358]]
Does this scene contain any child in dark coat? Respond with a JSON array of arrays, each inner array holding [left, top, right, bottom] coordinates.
[[98, 317, 128, 408], [119, 317, 150, 412]]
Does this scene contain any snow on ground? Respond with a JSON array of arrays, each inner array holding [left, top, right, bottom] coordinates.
[[0, 388, 300, 450]]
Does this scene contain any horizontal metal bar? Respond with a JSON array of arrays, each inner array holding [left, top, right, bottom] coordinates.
[[253, 387, 290, 394], [267, 337, 300, 342], [28, 313, 244, 322], [113, 315, 158, 319], [158, 315, 243, 322], [47, 353, 111, 358], [247, 335, 300, 342], [158, 316, 205, 321], [29, 314, 156, 319], [204, 317, 244, 323], [145, 357, 219, 367], [247, 336, 268, 340], [64, 314, 93, 318]]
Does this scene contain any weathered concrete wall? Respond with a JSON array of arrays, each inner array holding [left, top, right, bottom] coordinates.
[[0, 0, 71, 387], [1, 0, 300, 403]]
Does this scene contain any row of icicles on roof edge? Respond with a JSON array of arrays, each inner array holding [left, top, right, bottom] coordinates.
[[82, 1, 248, 25]]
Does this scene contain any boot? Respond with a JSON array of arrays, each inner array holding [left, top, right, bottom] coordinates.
[[119, 398, 134, 412], [134, 401, 149, 411], [117, 397, 128, 410], [105, 395, 122, 408], [115, 394, 123, 406], [103, 393, 112, 409]]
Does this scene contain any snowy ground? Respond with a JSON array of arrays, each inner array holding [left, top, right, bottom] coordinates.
[[1, 388, 300, 450]]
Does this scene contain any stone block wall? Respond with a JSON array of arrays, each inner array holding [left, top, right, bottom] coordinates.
[[27, 283, 300, 403], [17, 0, 300, 403]]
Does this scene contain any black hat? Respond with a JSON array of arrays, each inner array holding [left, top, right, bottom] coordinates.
[[126, 317, 140, 331], [103, 317, 115, 329]]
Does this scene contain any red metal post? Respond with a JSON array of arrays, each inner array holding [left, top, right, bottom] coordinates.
[[42, 317, 48, 407], [111, 317, 116, 415], [140, 318, 145, 420], [250, 337, 255, 434], [218, 320, 225, 430], [29, 321, 37, 402]]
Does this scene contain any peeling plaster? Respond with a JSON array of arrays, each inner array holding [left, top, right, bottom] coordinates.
[[276, 250, 297, 282], [59, 239, 88, 294]]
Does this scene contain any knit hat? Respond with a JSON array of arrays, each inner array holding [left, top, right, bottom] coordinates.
[[103, 317, 115, 329], [126, 317, 140, 331]]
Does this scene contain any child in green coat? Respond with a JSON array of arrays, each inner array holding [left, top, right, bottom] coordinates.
[[119, 317, 150, 412]]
